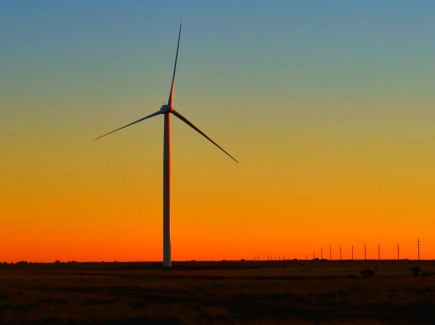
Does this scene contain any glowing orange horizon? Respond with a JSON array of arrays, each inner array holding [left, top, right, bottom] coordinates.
[[2, 95, 435, 263]]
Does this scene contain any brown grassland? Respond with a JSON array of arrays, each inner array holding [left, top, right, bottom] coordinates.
[[0, 260, 434, 324]]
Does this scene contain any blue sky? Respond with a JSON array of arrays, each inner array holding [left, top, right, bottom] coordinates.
[[2, 1, 435, 100]]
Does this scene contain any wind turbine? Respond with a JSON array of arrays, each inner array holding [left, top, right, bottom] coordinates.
[[95, 23, 238, 267]]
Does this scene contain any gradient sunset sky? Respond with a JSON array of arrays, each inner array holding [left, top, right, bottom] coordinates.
[[1, 1, 434, 262]]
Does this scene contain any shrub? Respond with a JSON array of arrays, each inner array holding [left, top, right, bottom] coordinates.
[[360, 268, 375, 278], [411, 266, 420, 277]]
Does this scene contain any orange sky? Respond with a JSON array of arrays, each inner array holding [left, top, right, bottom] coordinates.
[[1, 96, 434, 262]]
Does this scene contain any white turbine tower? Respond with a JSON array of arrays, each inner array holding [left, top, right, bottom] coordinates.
[[95, 24, 238, 267]]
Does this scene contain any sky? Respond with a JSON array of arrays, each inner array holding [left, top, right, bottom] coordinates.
[[1, 1, 434, 262]]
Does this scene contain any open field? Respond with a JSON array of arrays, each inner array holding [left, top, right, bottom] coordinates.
[[0, 260, 434, 324]]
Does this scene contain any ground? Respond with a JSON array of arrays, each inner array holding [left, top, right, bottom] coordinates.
[[0, 260, 434, 324]]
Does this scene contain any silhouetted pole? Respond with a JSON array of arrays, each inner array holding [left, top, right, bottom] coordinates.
[[364, 244, 367, 261], [417, 238, 420, 261], [340, 246, 342, 261], [306, 253, 308, 261], [352, 245, 354, 260], [378, 244, 380, 261], [330, 246, 332, 260], [397, 243, 400, 261], [313, 251, 315, 259], [321, 246, 323, 260]]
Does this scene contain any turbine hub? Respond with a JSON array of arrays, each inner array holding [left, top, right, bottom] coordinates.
[[160, 105, 172, 113]]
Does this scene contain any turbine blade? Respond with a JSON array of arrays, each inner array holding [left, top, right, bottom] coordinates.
[[168, 23, 182, 106], [172, 110, 238, 163], [94, 110, 161, 140]]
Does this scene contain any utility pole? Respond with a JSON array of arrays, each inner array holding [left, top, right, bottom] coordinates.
[[417, 238, 420, 261], [364, 244, 367, 261], [313, 251, 315, 259], [397, 243, 400, 261], [321, 246, 323, 260], [330, 246, 332, 260], [378, 244, 380, 261], [306, 253, 307, 261], [352, 245, 354, 261], [340, 246, 342, 261]]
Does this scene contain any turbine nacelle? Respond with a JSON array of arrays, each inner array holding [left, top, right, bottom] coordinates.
[[160, 104, 173, 114]]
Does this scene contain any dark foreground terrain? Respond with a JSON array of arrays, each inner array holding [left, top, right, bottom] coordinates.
[[0, 260, 434, 324]]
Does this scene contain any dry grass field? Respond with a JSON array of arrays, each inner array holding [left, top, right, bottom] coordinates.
[[0, 260, 434, 324]]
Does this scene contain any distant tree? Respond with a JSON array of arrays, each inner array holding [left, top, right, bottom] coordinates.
[[54, 260, 60, 264]]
